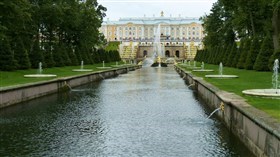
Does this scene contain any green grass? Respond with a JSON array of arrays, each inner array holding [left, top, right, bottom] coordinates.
[[0, 62, 127, 88], [178, 62, 280, 121]]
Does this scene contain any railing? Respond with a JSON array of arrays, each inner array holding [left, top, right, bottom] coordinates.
[[119, 39, 202, 42]]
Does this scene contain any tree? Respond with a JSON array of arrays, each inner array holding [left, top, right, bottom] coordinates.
[[68, 47, 79, 66], [53, 44, 65, 67], [244, 36, 260, 70], [226, 42, 237, 67], [232, 39, 245, 68], [222, 44, 231, 64], [269, 48, 280, 70], [272, 0, 280, 50], [237, 38, 251, 69], [0, 38, 16, 71], [43, 44, 55, 68], [253, 35, 274, 71], [29, 39, 44, 68], [14, 39, 31, 69]]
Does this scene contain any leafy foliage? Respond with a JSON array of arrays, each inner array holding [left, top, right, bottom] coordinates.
[[199, 0, 278, 71], [0, 0, 112, 71]]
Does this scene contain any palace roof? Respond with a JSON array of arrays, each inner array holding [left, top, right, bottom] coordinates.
[[102, 16, 201, 25]]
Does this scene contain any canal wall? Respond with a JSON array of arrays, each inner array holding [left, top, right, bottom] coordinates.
[[175, 65, 280, 157], [0, 66, 141, 109]]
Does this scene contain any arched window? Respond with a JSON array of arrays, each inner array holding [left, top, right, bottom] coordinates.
[[165, 50, 170, 57], [176, 50, 180, 57], [143, 50, 148, 57]]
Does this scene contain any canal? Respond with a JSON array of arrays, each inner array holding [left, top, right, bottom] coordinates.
[[0, 67, 254, 156]]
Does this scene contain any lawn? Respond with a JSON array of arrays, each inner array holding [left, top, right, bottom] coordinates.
[[178, 62, 280, 121], [0, 62, 128, 88]]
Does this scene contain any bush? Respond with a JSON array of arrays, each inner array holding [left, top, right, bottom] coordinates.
[[253, 35, 274, 71]]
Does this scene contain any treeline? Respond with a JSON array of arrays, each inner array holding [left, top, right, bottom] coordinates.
[[0, 0, 120, 71], [196, 0, 280, 71]]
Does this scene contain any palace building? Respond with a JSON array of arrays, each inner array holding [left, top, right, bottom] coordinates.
[[99, 11, 204, 62]]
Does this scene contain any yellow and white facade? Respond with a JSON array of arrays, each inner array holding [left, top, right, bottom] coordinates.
[[100, 12, 204, 42], [99, 12, 204, 60]]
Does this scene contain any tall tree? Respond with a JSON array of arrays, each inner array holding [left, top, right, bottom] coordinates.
[[254, 35, 274, 71], [0, 38, 16, 71], [244, 36, 260, 70], [272, 0, 280, 50]]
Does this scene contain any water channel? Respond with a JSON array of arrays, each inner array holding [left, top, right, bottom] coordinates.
[[0, 67, 254, 156]]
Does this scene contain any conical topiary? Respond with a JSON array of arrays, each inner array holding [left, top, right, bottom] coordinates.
[[226, 42, 237, 67], [0, 38, 17, 71], [268, 48, 280, 70], [244, 36, 260, 70], [237, 38, 251, 69], [14, 39, 31, 69], [29, 39, 44, 68], [253, 35, 274, 71]]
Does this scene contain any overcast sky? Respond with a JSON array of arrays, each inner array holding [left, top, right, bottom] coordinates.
[[97, 0, 217, 21]]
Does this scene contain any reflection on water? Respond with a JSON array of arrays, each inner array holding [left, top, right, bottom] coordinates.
[[0, 67, 254, 156]]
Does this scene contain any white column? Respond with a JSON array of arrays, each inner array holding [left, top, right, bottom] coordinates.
[[168, 26, 171, 36], [142, 26, 144, 39], [180, 26, 183, 39], [186, 26, 189, 40], [116, 26, 119, 40], [174, 26, 177, 39]]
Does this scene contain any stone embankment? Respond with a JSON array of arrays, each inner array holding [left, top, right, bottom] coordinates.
[[0, 65, 141, 108], [175, 65, 280, 157]]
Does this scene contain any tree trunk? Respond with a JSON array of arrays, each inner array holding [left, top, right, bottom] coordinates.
[[272, 8, 280, 50]]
